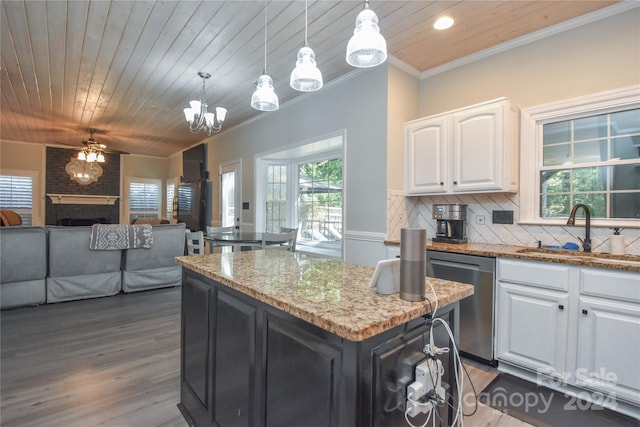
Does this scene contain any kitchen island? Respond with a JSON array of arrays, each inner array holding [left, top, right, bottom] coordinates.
[[175, 250, 473, 427]]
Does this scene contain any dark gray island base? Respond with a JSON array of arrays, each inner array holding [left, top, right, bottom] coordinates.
[[175, 251, 473, 427]]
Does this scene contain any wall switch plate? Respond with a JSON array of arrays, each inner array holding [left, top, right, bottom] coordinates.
[[492, 210, 514, 224], [476, 215, 485, 225]]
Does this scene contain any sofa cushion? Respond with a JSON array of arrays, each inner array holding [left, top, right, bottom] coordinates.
[[123, 223, 186, 271], [47, 226, 122, 277], [0, 226, 47, 283], [121, 223, 185, 293]]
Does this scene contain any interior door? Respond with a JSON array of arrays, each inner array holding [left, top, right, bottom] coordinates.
[[220, 161, 241, 229]]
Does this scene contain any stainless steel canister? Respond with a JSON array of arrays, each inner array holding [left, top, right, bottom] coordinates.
[[400, 228, 426, 301]]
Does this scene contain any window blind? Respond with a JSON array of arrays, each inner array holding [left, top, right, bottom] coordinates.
[[129, 181, 160, 221], [0, 175, 33, 225]]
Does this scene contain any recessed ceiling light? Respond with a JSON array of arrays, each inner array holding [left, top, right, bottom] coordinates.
[[434, 16, 454, 30]]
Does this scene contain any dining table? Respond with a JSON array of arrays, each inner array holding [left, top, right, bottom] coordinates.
[[203, 231, 289, 253]]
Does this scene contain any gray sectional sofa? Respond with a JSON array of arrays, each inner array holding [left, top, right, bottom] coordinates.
[[0, 223, 186, 309]]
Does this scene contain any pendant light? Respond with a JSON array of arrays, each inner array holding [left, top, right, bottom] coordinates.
[[251, 0, 279, 111], [346, 0, 387, 68], [290, 0, 323, 92]]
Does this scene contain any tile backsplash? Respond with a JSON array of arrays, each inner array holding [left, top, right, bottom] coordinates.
[[387, 190, 639, 255]]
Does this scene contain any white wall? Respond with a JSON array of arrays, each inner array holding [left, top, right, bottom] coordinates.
[[386, 65, 420, 192], [386, 10, 640, 255], [419, 9, 640, 116], [206, 66, 389, 265]]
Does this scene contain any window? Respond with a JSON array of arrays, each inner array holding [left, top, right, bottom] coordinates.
[[0, 174, 34, 225], [521, 86, 640, 226], [256, 132, 344, 258], [127, 178, 161, 223], [265, 163, 288, 233], [540, 110, 639, 219], [298, 158, 343, 250]]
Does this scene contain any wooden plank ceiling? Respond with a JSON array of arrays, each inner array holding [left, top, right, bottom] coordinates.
[[0, 0, 619, 158]]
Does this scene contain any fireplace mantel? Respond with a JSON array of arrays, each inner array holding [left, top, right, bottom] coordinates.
[[47, 194, 120, 205]]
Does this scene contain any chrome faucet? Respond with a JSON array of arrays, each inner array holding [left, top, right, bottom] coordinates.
[[567, 203, 591, 252]]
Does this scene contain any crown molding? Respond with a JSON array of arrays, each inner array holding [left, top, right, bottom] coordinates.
[[421, 2, 639, 79]]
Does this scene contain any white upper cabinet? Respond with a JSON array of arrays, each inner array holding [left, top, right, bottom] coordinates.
[[404, 98, 520, 195], [404, 116, 448, 194]]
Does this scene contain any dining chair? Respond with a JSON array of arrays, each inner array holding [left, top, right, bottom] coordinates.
[[206, 226, 235, 253], [262, 228, 297, 252], [280, 227, 298, 252], [185, 231, 205, 255]]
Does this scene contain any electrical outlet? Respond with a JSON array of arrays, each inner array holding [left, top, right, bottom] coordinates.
[[476, 215, 485, 225]]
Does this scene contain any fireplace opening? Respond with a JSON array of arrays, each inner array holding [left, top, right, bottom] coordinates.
[[57, 218, 110, 226]]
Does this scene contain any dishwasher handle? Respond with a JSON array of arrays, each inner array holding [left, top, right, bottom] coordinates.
[[429, 259, 488, 273]]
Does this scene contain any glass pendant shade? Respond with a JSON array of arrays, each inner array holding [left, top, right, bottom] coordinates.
[[290, 46, 323, 92], [216, 107, 227, 123], [205, 112, 215, 127], [251, 74, 279, 111], [97, 153, 105, 163], [346, 7, 387, 68], [77, 151, 86, 161]]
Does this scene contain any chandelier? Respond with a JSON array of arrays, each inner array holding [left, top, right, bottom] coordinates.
[[183, 72, 227, 135], [77, 129, 105, 163]]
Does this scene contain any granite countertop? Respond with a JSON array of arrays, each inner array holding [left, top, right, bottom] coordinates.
[[176, 250, 474, 342], [384, 240, 640, 272]]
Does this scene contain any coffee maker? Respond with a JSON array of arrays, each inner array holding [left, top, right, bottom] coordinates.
[[432, 204, 468, 244]]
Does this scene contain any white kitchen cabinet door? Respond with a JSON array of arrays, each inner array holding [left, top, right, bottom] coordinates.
[[451, 101, 507, 192], [404, 116, 448, 194], [576, 295, 640, 406], [497, 281, 569, 377], [403, 98, 519, 196]]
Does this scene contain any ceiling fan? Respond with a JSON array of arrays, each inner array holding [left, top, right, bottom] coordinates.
[[76, 128, 128, 162]]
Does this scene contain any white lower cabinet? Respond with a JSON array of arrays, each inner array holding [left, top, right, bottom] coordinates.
[[496, 258, 640, 409], [577, 295, 640, 405], [497, 282, 569, 376]]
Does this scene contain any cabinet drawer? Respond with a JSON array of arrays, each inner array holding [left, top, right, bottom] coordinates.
[[580, 268, 640, 303], [498, 259, 570, 291]]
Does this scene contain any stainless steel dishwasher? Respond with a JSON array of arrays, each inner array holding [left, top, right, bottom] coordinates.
[[427, 250, 496, 365]]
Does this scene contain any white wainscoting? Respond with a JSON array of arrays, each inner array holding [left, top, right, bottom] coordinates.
[[343, 230, 388, 267]]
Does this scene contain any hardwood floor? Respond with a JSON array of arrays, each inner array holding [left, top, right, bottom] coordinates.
[[1, 288, 188, 427], [1, 287, 527, 427]]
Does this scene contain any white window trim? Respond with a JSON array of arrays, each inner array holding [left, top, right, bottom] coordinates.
[[0, 168, 40, 225], [520, 85, 640, 228], [124, 177, 162, 222]]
